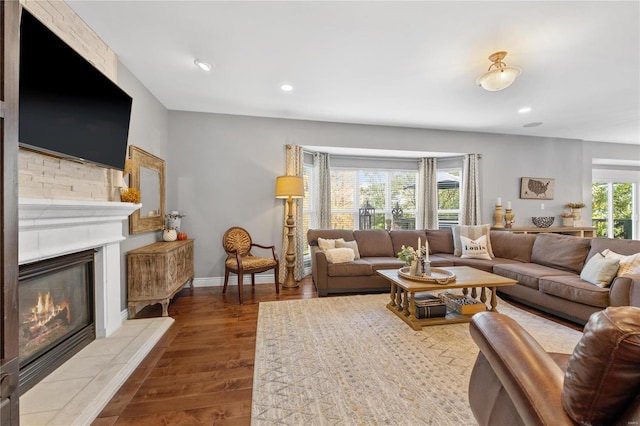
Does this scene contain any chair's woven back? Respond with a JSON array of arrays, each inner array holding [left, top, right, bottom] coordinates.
[[223, 227, 253, 257]]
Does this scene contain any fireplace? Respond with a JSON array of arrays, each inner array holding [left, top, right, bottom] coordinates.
[[18, 250, 96, 393], [18, 198, 140, 393]]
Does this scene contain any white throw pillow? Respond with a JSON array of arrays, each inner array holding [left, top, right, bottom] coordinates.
[[460, 235, 492, 260], [324, 247, 355, 264], [335, 239, 361, 260], [602, 249, 640, 276], [317, 237, 345, 251], [580, 253, 620, 287], [453, 224, 494, 258]]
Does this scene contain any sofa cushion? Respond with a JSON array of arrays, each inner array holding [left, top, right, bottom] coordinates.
[[460, 235, 492, 260], [427, 254, 456, 267], [453, 257, 521, 273], [363, 257, 406, 271], [335, 239, 361, 260], [493, 263, 575, 290], [580, 253, 620, 287], [425, 229, 454, 254], [562, 307, 640, 425], [327, 259, 373, 277], [587, 237, 640, 261], [539, 275, 610, 308], [452, 224, 494, 258], [490, 231, 537, 263], [389, 230, 428, 257], [317, 237, 344, 251], [354, 230, 395, 257], [324, 247, 355, 264], [602, 249, 640, 277], [307, 229, 355, 246], [530, 233, 591, 274]]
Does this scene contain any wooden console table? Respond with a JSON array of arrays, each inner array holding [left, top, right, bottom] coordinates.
[[127, 239, 194, 318], [491, 226, 596, 238]]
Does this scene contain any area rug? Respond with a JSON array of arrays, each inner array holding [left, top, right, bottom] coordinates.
[[251, 294, 582, 425]]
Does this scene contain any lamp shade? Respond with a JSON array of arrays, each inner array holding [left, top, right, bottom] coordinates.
[[476, 67, 522, 91], [275, 175, 304, 199]]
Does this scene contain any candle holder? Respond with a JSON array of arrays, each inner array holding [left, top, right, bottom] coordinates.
[[505, 208, 515, 228], [493, 204, 505, 228]]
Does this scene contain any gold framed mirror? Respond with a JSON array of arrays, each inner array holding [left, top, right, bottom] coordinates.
[[127, 145, 166, 234]]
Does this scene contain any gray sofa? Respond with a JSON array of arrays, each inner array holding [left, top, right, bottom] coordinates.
[[307, 228, 640, 325]]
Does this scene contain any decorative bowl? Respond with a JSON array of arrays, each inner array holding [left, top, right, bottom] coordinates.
[[532, 216, 555, 228]]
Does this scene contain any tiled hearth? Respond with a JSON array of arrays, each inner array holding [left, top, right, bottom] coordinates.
[[17, 198, 173, 424]]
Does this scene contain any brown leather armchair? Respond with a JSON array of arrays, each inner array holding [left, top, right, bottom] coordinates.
[[468, 307, 640, 426]]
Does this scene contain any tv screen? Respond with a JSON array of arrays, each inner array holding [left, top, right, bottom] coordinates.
[[19, 11, 132, 170]]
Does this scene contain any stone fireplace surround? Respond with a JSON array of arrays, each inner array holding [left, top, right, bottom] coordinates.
[[18, 198, 174, 424]]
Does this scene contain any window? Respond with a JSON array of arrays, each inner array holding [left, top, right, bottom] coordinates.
[[437, 168, 461, 228], [330, 168, 417, 230], [302, 164, 314, 257], [592, 169, 638, 240]]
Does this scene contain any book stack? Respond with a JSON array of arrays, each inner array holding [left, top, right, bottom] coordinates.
[[413, 293, 447, 319], [439, 292, 486, 315]]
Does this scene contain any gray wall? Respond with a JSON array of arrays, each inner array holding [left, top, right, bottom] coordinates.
[[117, 64, 169, 310], [165, 111, 640, 281]]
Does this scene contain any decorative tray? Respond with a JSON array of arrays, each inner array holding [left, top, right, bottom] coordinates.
[[397, 267, 456, 284]]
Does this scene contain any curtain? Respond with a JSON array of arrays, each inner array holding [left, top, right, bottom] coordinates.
[[460, 153, 481, 225], [417, 157, 439, 229], [314, 152, 332, 229], [279, 144, 305, 283]]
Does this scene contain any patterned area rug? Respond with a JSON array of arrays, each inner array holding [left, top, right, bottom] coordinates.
[[251, 294, 582, 425]]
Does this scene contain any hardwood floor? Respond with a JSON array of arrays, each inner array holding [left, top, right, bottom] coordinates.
[[92, 276, 581, 425], [92, 277, 317, 426]]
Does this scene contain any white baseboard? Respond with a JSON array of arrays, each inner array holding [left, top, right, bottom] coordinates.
[[193, 273, 277, 287]]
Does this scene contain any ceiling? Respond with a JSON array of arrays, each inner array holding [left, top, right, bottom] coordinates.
[[67, 1, 640, 145]]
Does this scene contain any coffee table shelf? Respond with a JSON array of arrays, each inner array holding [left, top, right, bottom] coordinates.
[[377, 266, 517, 330]]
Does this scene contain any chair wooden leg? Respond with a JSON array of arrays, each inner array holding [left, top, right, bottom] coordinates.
[[251, 273, 256, 287], [223, 268, 229, 294], [238, 272, 244, 304], [274, 265, 280, 294]]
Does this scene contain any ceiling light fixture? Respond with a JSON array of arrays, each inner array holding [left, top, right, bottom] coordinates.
[[194, 59, 212, 72], [518, 107, 532, 113], [280, 84, 294, 92], [476, 51, 522, 91]]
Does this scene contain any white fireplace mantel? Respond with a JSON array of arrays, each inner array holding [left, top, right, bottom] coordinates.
[[19, 198, 141, 337]]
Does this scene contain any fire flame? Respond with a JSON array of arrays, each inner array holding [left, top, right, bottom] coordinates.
[[30, 291, 70, 325]]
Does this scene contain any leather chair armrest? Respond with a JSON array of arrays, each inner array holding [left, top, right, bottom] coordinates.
[[469, 312, 575, 426]]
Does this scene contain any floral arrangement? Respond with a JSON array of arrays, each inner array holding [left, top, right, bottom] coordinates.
[[120, 188, 140, 203], [565, 202, 585, 209], [397, 245, 426, 265]]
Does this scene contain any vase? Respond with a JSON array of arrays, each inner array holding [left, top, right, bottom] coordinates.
[[572, 208, 583, 227], [409, 260, 417, 276], [562, 217, 574, 227], [163, 229, 177, 242]]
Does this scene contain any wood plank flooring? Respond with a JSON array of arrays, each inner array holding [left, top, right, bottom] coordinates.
[[92, 276, 581, 425], [92, 277, 317, 426]]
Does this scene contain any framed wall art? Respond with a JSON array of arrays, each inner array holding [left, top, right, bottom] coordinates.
[[520, 177, 555, 200]]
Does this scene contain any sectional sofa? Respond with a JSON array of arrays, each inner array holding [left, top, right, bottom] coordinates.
[[307, 228, 640, 325]]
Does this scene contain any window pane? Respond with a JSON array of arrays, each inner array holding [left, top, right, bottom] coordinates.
[[331, 170, 356, 210], [613, 183, 633, 239], [359, 170, 386, 210], [332, 213, 354, 230]]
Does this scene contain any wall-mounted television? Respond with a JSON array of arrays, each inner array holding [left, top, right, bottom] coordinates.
[[19, 11, 132, 171]]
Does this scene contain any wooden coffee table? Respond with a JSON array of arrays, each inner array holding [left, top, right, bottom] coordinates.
[[377, 266, 517, 330]]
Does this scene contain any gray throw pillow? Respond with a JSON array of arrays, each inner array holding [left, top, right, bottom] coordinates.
[[580, 253, 620, 287]]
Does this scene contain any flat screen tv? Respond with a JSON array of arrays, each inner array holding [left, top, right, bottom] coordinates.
[[19, 11, 132, 170]]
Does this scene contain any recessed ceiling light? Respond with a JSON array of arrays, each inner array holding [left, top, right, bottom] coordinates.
[[280, 84, 294, 92], [518, 107, 532, 114], [523, 122, 543, 128], [194, 59, 212, 72]]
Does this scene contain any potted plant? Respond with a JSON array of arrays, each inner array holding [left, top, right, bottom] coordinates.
[[560, 211, 574, 227], [565, 203, 585, 227]]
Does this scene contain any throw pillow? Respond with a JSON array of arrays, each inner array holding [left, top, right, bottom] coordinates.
[[335, 239, 361, 260], [580, 253, 620, 287], [452, 224, 494, 258], [317, 237, 344, 252], [602, 249, 640, 276], [324, 247, 355, 264], [460, 235, 492, 260]]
